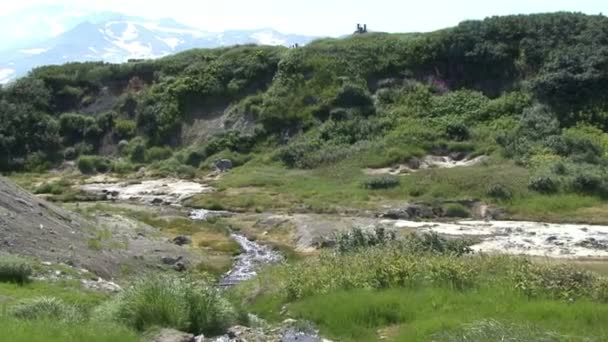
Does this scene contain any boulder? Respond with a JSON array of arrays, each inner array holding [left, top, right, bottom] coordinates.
[[381, 208, 410, 220], [407, 157, 421, 170], [161, 255, 182, 265], [149, 328, 194, 342], [173, 261, 187, 272], [173, 235, 192, 246], [214, 159, 233, 172], [448, 151, 468, 161], [381, 204, 437, 220]]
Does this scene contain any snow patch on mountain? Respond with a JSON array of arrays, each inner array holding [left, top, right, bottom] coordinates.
[[139, 22, 206, 38], [0, 14, 318, 84]]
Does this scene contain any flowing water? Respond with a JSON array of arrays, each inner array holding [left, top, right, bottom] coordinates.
[[219, 233, 283, 286], [190, 209, 283, 286]]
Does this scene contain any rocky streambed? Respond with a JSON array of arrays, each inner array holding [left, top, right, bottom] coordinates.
[[80, 178, 213, 205], [386, 219, 608, 258]]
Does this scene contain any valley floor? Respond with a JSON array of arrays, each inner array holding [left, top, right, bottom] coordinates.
[[4, 157, 608, 341]]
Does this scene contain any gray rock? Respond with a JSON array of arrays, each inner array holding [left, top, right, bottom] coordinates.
[[448, 151, 468, 161], [381, 204, 436, 220], [173, 235, 192, 246], [161, 256, 182, 265], [214, 159, 233, 172], [407, 157, 421, 170], [149, 328, 194, 342], [381, 208, 410, 220], [173, 261, 187, 272]]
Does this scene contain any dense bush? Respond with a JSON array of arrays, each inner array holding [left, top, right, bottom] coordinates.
[[528, 175, 560, 194], [113, 274, 237, 335], [77, 155, 111, 174], [59, 113, 102, 145], [63, 147, 77, 160], [334, 227, 397, 253], [486, 183, 512, 200], [0, 256, 32, 284], [443, 204, 470, 218], [114, 119, 137, 140], [145, 146, 173, 162]]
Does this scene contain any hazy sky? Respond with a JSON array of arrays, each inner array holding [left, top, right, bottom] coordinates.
[[1, 0, 607, 36]]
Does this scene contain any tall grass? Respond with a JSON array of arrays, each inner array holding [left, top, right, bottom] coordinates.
[[11, 297, 81, 322], [235, 242, 608, 306], [0, 256, 33, 284], [111, 273, 237, 335]]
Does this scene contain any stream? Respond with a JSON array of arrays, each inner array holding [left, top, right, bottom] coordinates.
[[190, 209, 283, 287], [219, 233, 283, 286]]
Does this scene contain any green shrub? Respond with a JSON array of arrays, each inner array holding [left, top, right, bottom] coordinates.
[[114, 274, 237, 335], [114, 119, 137, 140], [63, 147, 77, 160], [444, 204, 470, 218], [486, 183, 512, 200], [23, 152, 51, 173], [145, 146, 173, 162], [77, 156, 111, 174], [177, 165, 197, 179], [569, 171, 606, 195], [445, 122, 470, 141], [528, 175, 559, 194], [33, 179, 68, 195], [129, 140, 146, 163], [12, 297, 80, 322], [334, 227, 397, 253], [0, 256, 32, 284], [59, 113, 102, 145], [112, 160, 135, 175], [513, 262, 597, 300], [407, 232, 473, 257], [363, 176, 400, 190]]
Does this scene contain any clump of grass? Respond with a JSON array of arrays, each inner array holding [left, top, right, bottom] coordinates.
[[0, 256, 33, 284], [363, 176, 400, 189], [113, 273, 237, 335], [12, 297, 81, 322]]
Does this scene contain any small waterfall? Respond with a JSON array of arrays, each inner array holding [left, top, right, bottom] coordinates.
[[190, 209, 282, 287], [220, 233, 283, 287]]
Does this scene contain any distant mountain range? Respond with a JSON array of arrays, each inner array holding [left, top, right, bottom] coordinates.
[[0, 9, 318, 83]]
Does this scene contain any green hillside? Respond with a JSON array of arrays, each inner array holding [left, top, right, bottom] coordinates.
[[3, 12, 608, 219]]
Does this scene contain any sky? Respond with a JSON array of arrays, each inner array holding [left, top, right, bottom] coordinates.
[[0, 0, 607, 37]]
